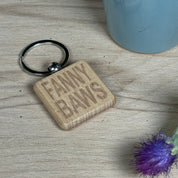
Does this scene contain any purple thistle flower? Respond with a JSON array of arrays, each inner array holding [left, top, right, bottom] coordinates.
[[134, 133, 177, 177]]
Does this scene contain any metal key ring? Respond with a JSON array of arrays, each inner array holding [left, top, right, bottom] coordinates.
[[19, 40, 69, 77]]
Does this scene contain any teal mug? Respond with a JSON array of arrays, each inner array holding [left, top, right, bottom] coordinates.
[[103, 0, 178, 53]]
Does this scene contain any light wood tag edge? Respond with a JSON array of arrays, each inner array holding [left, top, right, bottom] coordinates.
[[66, 97, 116, 129], [33, 60, 116, 130]]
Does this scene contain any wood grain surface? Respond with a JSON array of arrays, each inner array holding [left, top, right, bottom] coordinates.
[[0, 0, 178, 177], [34, 60, 116, 130]]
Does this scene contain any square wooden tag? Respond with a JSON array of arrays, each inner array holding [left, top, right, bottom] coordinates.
[[34, 61, 116, 130]]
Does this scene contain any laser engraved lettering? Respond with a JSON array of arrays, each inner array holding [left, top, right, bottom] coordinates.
[[51, 78, 67, 97], [68, 94, 87, 114], [90, 82, 107, 100], [73, 63, 91, 81], [57, 73, 76, 92], [56, 99, 73, 119], [66, 70, 85, 87], [41, 81, 54, 100], [34, 61, 115, 130], [74, 86, 97, 107]]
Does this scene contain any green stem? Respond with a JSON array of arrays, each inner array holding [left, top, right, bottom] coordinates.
[[167, 128, 178, 156]]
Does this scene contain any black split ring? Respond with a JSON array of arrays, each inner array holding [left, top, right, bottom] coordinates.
[[19, 40, 69, 77]]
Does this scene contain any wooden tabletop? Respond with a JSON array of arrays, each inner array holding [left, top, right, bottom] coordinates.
[[0, 0, 178, 177]]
